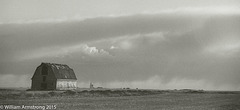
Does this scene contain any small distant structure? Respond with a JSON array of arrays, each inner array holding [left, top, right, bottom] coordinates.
[[31, 62, 77, 90], [123, 87, 130, 89], [97, 87, 103, 89], [90, 82, 94, 89]]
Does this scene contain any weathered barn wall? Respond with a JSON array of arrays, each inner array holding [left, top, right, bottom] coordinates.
[[31, 64, 56, 90], [56, 79, 77, 90], [31, 66, 42, 90]]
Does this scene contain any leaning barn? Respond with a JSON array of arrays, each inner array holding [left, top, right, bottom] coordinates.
[[31, 63, 77, 90]]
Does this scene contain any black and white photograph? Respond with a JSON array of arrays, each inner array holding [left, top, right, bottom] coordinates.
[[0, 0, 240, 109]]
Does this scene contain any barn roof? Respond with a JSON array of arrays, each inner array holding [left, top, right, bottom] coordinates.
[[42, 62, 77, 80]]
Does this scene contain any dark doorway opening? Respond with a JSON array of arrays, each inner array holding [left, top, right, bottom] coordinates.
[[41, 83, 47, 90], [42, 65, 48, 75], [43, 76, 46, 82]]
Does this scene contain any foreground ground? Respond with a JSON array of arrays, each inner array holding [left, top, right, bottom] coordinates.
[[0, 89, 240, 110]]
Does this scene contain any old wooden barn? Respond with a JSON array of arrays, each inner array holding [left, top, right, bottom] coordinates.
[[31, 62, 77, 90]]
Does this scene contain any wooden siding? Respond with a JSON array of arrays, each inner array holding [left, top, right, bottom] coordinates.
[[31, 64, 57, 90], [56, 79, 77, 90]]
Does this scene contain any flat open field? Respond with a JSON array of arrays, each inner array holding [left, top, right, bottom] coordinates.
[[1, 89, 240, 110]]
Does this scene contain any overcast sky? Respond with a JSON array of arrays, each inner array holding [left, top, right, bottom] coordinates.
[[1, 0, 240, 90]]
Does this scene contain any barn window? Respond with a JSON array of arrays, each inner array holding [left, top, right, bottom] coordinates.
[[42, 65, 48, 75], [43, 76, 46, 82]]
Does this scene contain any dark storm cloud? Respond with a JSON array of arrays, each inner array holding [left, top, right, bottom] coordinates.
[[64, 14, 240, 88], [0, 13, 204, 62], [0, 14, 204, 46]]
